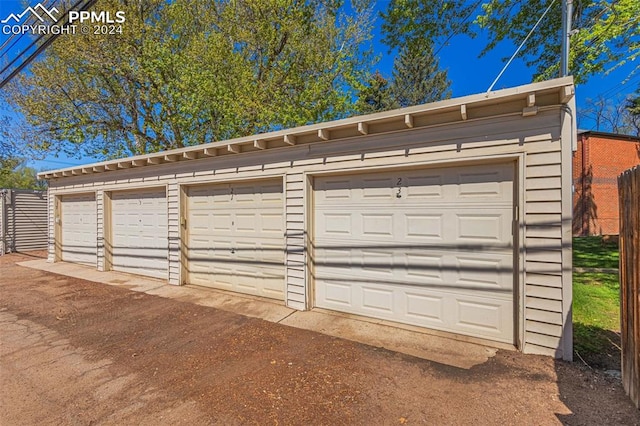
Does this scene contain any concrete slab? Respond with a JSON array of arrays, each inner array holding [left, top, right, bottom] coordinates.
[[145, 285, 294, 323], [18, 259, 293, 323], [280, 310, 497, 369], [17, 260, 166, 293], [19, 259, 499, 369]]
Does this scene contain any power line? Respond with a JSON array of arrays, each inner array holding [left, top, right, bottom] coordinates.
[[432, 0, 484, 58], [0, 0, 59, 58], [32, 158, 90, 166], [0, 0, 85, 79], [597, 72, 640, 99], [486, 0, 558, 93], [0, 0, 97, 90]]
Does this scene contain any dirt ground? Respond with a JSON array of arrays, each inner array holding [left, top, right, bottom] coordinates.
[[1, 252, 638, 425]]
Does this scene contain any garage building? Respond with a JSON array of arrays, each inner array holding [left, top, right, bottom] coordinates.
[[40, 78, 576, 360]]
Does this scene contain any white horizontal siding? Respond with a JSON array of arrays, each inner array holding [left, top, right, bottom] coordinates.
[[47, 190, 55, 262], [526, 273, 563, 291], [96, 191, 105, 271], [526, 307, 564, 325], [0, 194, 5, 255], [46, 106, 572, 358], [526, 189, 561, 202], [525, 260, 563, 275], [285, 172, 306, 310], [167, 183, 180, 285], [526, 284, 562, 300], [526, 151, 562, 166], [525, 320, 563, 337], [526, 176, 562, 190]]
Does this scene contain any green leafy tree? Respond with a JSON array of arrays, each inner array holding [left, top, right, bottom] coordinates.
[[381, 0, 477, 50], [3, 0, 374, 158], [382, 0, 640, 84], [628, 90, 640, 117], [625, 89, 640, 136], [355, 71, 397, 113], [355, 42, 451, 114], [390, 42, 451, 107], [0, 161, 44, 190], [0, 134, 43, 189]]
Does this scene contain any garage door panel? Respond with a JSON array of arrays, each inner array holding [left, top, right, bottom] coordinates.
[[316, 207, 512, 246], [362, 178, 395, 199], [236, 213, 256, 231], [111, 248, 166, 274], [316, 243, 511, 291], [455, 212, 511, 243], [320, 213, 352, 236], [406, 214, 443, 239], [111, 190, 168, 279], [314, 162, 515, 343], [455, 254, 513, 292], [186, 180, 285, 299], [317, 266, 511, 298], [454, 296, 512, 337], [361, 285, 394, 313], [263, 214, 285, 233], [405, 292, 444, 322], [362, 213, 394, 237], [211, 213, 233, 232], [316, 274, 513, 342], [405, 175, 443, 199], [405, 253, 444, 282], [61, 194, 97, 266], [360, 249, 395, 276], [319, 280, 352, 307]]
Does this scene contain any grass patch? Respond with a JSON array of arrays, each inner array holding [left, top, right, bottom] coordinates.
[[573, 273, 620, 330], [573, 236, 619, 269], [573, 272, 621, 367], [572, 238, 621, 367]]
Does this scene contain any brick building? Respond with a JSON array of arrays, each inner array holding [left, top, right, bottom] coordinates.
[[573, 130, 640, 235]]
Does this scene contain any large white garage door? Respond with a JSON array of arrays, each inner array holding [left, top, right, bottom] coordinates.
[[314, 163, 515, 343], [186, 179, 285, 300], [61, 194, 97, 266], [111, 189, 168, 279]]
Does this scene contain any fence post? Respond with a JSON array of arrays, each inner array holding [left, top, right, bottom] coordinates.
[[618, 165, 640, 409]]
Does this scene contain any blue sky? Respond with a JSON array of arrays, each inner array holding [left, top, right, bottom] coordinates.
[[1, 0, 638, 172]]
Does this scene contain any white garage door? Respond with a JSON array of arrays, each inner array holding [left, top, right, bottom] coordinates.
[[111, 189, 168, 279], [186, 179, 285, 300], [313, 163, 515, 343], [61, 194, 97, 266]]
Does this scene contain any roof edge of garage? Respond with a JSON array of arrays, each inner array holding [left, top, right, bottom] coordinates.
[[38, 77, 575, 180]]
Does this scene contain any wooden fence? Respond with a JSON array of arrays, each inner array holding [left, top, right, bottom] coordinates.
[[619, 165, 640, 409]]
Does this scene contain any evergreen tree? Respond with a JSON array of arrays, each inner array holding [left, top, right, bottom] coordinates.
[[391, 42, 451, 108], [382, 0, 640, 84], [625, 89, 640, 135], [356, 71, 398, 114], [628, 90, 640, 117]]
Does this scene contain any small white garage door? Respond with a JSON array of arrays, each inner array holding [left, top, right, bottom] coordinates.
[[111, 189, 168, 279], [313, 162, 515, 343], [186, 179, 285, 299], [60, 194, 97, 266]]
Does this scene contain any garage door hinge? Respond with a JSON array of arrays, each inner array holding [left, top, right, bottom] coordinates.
[[180, 216, 186, 227]]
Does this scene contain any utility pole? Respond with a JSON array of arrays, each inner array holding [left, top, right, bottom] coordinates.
[[561, 0, 573, 77]]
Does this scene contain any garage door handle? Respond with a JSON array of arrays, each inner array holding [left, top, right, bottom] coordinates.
[[231, 248, 235, 254]]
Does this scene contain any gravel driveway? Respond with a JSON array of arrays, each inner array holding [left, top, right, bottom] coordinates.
[[1, 252, 637, 425]]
